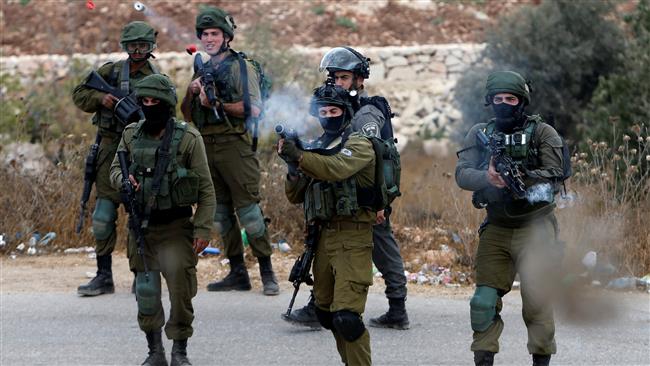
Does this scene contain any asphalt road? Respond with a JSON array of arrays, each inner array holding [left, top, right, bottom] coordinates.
[[1, 289, 648, 365]]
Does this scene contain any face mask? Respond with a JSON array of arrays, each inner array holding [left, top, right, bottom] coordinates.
[[141, 103, 170, 135], [493, 103, 524, 133], [319, 114, 347, 135]]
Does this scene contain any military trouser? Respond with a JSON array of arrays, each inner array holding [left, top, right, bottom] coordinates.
[[372, 214, 407, 299], [92, 137, 121, 257], [471, 214, 560, 355], [203, 135, 272, 258], [313, 222, 374, 366], [128, 217, 198, 340]]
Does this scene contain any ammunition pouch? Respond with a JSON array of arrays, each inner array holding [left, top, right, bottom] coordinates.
[[304, 179, 360, 221]]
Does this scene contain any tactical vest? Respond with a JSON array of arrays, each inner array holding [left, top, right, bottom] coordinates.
[[128, 120, 199, 210], [92, 60, 159, 134], [303, 135, 387, 222], [481, 116, 540, 171]]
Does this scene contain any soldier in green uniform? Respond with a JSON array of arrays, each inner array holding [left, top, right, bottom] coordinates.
[[455, 71, 565, 366], [180, 6, 278, 296], [284, 46, 410, 330], [110, 74, 215, 366], [279, 83, 380, 366], [72, 21, 160, 296]]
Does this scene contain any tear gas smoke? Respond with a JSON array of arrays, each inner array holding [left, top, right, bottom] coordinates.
[[260, 86, 319, 140], [526, 182, 553, 204], [133, 1, 195, 52]]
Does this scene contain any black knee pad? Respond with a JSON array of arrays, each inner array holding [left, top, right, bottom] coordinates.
[[332, 310, 366, 342], [314, 307, 334, 330]]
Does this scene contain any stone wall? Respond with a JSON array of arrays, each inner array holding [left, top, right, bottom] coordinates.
[[1, 44, 485, 155]]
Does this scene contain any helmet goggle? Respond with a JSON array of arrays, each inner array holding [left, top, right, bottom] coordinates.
[[122, 41, 156, 54]]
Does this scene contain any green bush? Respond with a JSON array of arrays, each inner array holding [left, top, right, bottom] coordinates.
[[582, 0, 650, 143], [454, 0, 625, 141]]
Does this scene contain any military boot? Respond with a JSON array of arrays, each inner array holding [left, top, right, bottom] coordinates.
[[170, 339, 191, 366], [258, 256, 280, 296], [142, 330, 168, 366], [368, 297, 410, 330], [206, 255, 252, 291], [77, 255, 114, 296], [474, 351, 495, 366], [532, 354, 551, 366], [281, 292, 321, 329]]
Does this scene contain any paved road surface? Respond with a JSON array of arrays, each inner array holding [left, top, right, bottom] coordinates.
[[1, 289, 648, 365]]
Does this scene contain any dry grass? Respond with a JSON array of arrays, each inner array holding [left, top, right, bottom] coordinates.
[[2, 128, 648, 278]]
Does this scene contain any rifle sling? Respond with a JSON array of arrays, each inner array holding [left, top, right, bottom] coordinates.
[[236, 52, 258, 151]]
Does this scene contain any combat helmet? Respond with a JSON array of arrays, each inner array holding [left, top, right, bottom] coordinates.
[[120, 21, 157, 55], [485, 71, 531, 105], [319, 46, 371, 79], [195, 6, 236, 39], [310, 82, 355, 134], [134, 74, 177, 108]]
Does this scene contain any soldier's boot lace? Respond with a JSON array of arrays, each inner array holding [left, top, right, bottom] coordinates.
[[77, 254, 115, 296], [142, 330, 168, 366], [258, 256, 280, 296], [282, 292, 322, 329], [206, 256, 251, 291], [170, 339, 191, 366], [532, 354, 551, 366], [369, 297, 410, 330], [474, 351, 495, 366]]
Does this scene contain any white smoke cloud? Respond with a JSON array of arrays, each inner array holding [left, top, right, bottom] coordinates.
[[526, 182, 553, 204]]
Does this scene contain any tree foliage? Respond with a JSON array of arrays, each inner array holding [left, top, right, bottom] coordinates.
[[454, 0, 625, 141], [583, 0, 650, 142]]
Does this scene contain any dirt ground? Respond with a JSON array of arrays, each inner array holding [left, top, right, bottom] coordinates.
[[0, 0, 533, 55], [0, 252, 472, 298]]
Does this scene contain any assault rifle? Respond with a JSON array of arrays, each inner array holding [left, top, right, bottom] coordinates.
[[83, 71, 143, 125], [117, 151, 149, 278], [476, 129, 527, 199], [284, 223, 320, 318], [75, 133, 102, 234], [275, 123, 304, 176], [193, 54, 230, 128]]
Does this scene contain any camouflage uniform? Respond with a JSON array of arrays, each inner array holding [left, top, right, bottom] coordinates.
[[456, 71, 565, 366], [72, 21, 160, 296]]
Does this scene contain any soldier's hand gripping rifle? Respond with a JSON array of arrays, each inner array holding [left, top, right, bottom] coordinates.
[[476, 130, 527, 199], [83, 71, 143, 125], [75, 133, 102, 234], [284, 223, 320, 318], [193, 54, 231, 128], [117, 151, 149, 279], [275, 123, 304, 176]]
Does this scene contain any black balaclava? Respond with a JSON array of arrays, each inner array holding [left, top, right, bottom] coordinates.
[[141, 103, 171, 135], [493, 98, 526, 133], [318, 109, 348, 135]]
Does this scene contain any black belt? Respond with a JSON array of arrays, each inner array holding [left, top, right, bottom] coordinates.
[[148, 206, 192, 226]]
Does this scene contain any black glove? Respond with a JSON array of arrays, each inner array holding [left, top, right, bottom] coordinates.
[[279, 139, 303, 163]]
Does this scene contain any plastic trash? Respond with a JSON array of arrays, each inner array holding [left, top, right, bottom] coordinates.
[[240, 229, 249, 247], [606, 277, 638, 290], [582, 251, 597, 269], [39, 232, 56, 246], [29, 232, 41, 247], [220, 258, 230, 266], [451, 232, 461, 243], [27, 247, 37, 255], [16, 243, 25, 251], [0, 234, 6, 248], [278, 239, 291, 253], [201, 247, 221, 256]]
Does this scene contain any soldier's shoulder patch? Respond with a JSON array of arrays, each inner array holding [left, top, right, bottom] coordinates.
[[341, 148, 353, 157], [361, 122, 380, 137]]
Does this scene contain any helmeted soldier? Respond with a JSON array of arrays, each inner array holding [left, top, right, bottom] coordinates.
[[180, 6, 279, 296], [110, 74, 215, 366], [279, 83, 380, 365], [283, 46, 409, 330], [455, 71, 565, 366], [72, 21, 161, 296]]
